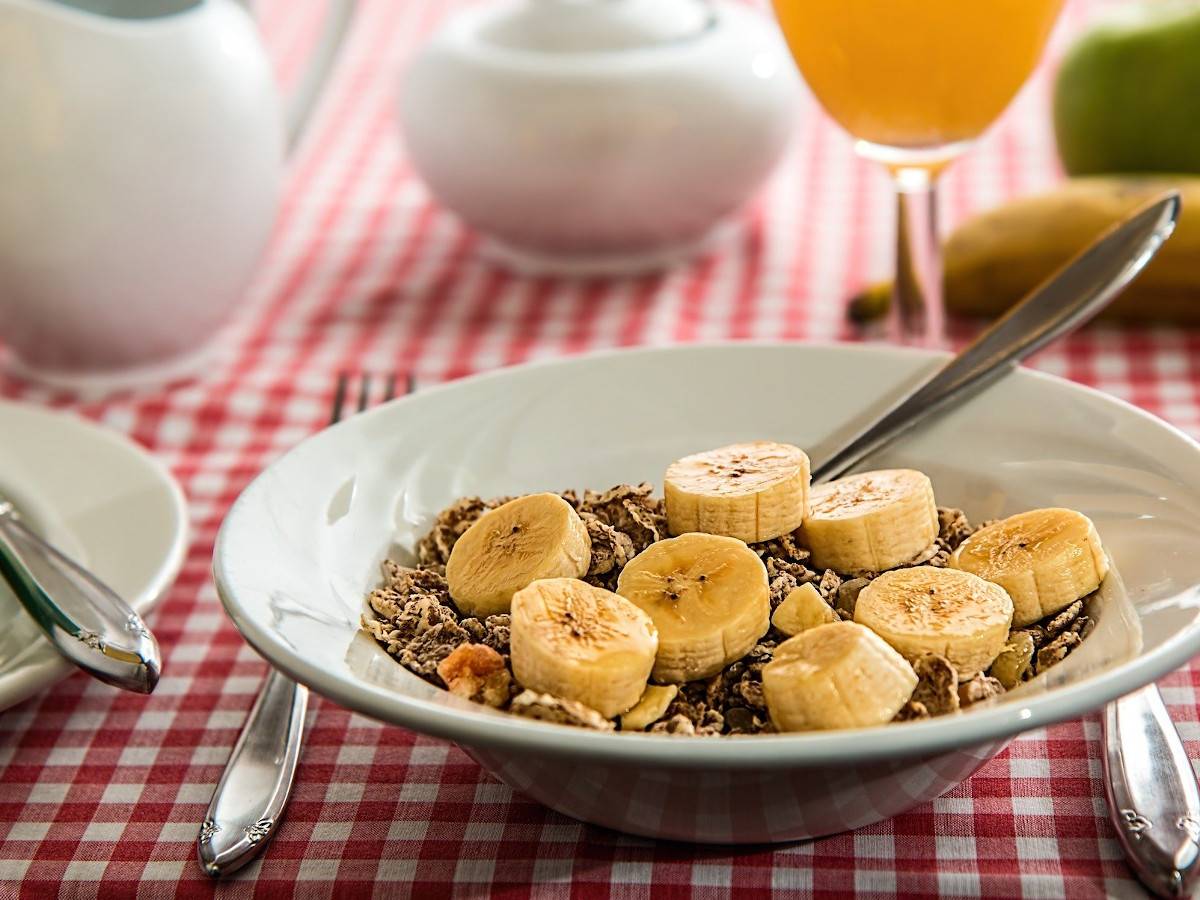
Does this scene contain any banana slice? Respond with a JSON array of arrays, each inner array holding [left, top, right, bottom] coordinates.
[[616, 532, 770, 683], [763, 621, 918, 732], [949, 507, 1108, 628], [800, 469, 939, 574], [854, 566, 1013, 676], [771, 583, 839, 637], [664, 441, 810, 543], [510, 578, 658, 718], [446, 493, 591, 616], [620, 684, 678, 731]]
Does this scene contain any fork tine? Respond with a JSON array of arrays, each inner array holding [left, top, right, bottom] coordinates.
[[405, 372, 416, 396], [357, 373, 371, 413], [330, 372, 349, 426], [334, 371, 408, 424]]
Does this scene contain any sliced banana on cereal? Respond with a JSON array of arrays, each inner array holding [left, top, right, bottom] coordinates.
[[949, 507, 1108, 627], [617, 532, 770, 683], [664, 441, 810, 543], [446, 493, 591, 616], [510, 578, 658, 718], [853, 566, 1014, 677], [619, 684, 679, 731], [800, 469, 939, 574], [763, 621, 918, 731], [771, 583, 839, 637]]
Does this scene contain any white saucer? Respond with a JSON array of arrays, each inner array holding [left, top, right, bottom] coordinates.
[[0, 400, 188, 711]]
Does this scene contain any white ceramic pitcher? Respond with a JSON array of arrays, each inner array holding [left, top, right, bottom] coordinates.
[[0, 0, 353, 390]]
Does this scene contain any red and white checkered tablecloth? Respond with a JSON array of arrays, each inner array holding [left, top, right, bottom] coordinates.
[[2, 0, 1196, 896]]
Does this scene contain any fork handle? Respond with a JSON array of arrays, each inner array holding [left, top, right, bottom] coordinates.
[[1103, 684, 1200, 898], [198, 668, 308, 877]]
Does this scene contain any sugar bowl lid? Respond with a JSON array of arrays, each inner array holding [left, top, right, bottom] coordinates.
[[477, 0, 716, 54]]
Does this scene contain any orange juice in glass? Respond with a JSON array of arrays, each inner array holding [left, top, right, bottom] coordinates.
[[771, 0, 1063, 341]]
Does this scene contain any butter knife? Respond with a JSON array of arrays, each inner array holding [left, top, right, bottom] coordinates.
[[0, 494, 160, 693]]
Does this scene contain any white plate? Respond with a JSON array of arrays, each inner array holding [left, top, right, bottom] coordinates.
[[0, 401, 188, 711], [215, 344, 1200, 841]]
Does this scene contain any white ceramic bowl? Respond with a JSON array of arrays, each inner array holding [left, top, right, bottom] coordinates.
[[215, 344, 1200, 842]]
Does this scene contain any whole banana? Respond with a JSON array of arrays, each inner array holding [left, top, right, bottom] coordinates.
[[850, 177, 1200, 324]]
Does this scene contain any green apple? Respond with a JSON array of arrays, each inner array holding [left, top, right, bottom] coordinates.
[[1054, 1, 1200, 175]]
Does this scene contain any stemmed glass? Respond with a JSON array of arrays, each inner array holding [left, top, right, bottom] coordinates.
[[771, 0, 1064, 344]]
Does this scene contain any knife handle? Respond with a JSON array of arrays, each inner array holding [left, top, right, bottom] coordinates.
[[0, 503, 160, 693], [1103, 685, 1200, 898]]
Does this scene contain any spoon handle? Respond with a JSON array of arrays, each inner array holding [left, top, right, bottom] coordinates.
[[809, 191, 1191, 898], [811, 192, 1180, 483], [1103, 685, 1200, 898], [0, 500, 160, 694]]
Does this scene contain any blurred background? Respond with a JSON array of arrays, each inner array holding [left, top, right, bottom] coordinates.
[[235, 0, 1158, 360]]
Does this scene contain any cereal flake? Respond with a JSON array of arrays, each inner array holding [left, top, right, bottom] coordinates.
[[910, 653, 960, 716], [509, 690, 614, 731], [436, 644, 512, 707]]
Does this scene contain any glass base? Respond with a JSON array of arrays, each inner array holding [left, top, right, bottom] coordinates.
[[854, 138, 974, 173]]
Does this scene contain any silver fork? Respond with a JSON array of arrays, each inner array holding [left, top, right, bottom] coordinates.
[[198, 372, 404, 877]]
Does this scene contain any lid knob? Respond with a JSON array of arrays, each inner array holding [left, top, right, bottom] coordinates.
[[481, 0, 715, 53]]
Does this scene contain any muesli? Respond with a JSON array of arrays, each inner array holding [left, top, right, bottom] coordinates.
[[362, 442, 1101, 735]]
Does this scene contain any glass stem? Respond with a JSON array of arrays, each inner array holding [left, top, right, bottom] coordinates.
[[891, 166, 945, 346]]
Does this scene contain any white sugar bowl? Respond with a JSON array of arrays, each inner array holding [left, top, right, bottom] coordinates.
[[400, 0, 799, 275]]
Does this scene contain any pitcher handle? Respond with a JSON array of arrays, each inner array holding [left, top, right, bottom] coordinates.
[[243, 0, 356, 154]]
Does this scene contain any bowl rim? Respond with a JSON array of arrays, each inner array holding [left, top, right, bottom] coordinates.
[[215, 341, 1200, 767]]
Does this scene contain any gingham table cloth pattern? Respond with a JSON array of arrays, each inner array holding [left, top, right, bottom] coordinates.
[[1, 0, 1195, 896]]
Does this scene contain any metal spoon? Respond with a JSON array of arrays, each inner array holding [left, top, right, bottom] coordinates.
[[0, 494, 160, 693], [812, 192, 1179, 482], [810, 192, 1197, 898]]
